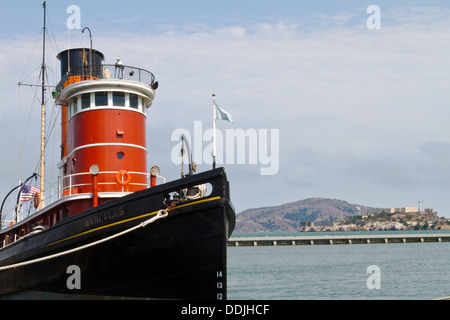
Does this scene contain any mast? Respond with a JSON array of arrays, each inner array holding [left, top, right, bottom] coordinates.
[[212, 92, 217, 169], [39, 1, 46, 209]]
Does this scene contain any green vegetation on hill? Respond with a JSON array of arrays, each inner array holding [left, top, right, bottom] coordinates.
[[235, 197, 450, 233]]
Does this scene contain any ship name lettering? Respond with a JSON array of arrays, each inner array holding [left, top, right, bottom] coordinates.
[[85, 207, 125, 227]]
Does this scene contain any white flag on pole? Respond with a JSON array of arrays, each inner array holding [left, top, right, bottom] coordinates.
[[214, 103, 234, 123]]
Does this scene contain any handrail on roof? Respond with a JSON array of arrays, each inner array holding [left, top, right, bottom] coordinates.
[[56, 64, 156, 92]]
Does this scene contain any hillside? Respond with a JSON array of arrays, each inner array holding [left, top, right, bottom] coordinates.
[[235, 197, 385, 233]]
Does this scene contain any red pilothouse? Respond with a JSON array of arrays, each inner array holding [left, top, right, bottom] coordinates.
[[55, 48, 157, 213]]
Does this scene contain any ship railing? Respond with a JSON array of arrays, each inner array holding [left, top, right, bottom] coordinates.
[[56, 64, 156, 91], [58, 171, 166, 197], [61, 171, 148, 195], [100, 64, 156, 86], [0, 171, 167, 234], [2, 171, 167, 227]]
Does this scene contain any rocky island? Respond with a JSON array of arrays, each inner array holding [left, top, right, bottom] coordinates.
[[235, 198, 450, 233], [301, 209, 450, 232]]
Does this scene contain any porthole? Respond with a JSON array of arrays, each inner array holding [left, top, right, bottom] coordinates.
[[117, 152, 125, 160]]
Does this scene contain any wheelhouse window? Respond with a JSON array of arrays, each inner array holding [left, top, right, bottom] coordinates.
[[95, 92, 108, 107], [81, 93, 91, 109], [113, 92, 126, 107], [68, 98, 77, 118], [130, 94, 139, 109], [66, 91, 145, 114]]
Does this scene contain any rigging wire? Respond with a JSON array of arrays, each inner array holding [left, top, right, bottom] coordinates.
[[3, 3, 63, 226], [18, 31, 43, 84], [13, 81, 40, 187], [14, 28, 44, 187], [12, 9, 61, 208], [30, 59, 61, 190], [45, 5, 60, 54]]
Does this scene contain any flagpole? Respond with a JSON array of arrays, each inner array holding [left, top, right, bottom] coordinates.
[[212, 92, 217, 169]]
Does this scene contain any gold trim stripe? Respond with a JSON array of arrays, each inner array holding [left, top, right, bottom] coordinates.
[[48, 196, 221, 247]]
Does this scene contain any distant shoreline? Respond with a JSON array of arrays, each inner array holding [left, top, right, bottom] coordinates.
[[235, 197, 450, 234], [231, 229, 450, 238]]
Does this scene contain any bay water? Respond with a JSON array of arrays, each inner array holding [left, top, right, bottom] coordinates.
[[227, 231, 450, 300]]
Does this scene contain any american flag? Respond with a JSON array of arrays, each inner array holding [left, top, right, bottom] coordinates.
[[20, 185, 40, 202]]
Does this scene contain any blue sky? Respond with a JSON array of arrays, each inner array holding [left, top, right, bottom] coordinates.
[[3, 0, 440, 35], [2, 1, 350, 30], [2, 0, 450, 218]]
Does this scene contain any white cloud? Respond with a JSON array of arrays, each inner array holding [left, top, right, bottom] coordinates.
[[2, 5, 450, 216]]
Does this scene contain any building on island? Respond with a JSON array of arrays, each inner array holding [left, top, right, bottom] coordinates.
[[388, 207, 418, 214]]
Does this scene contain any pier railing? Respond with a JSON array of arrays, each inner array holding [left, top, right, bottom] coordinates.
[[229, 234, 450, 247]]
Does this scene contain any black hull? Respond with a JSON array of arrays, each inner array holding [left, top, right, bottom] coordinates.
[[0, 169, 235, 300]]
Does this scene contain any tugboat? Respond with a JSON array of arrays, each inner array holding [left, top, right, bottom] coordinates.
[[0, 3, 235, 300]]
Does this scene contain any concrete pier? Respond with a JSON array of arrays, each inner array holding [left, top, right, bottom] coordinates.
[[228, 233, 450, 247]]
